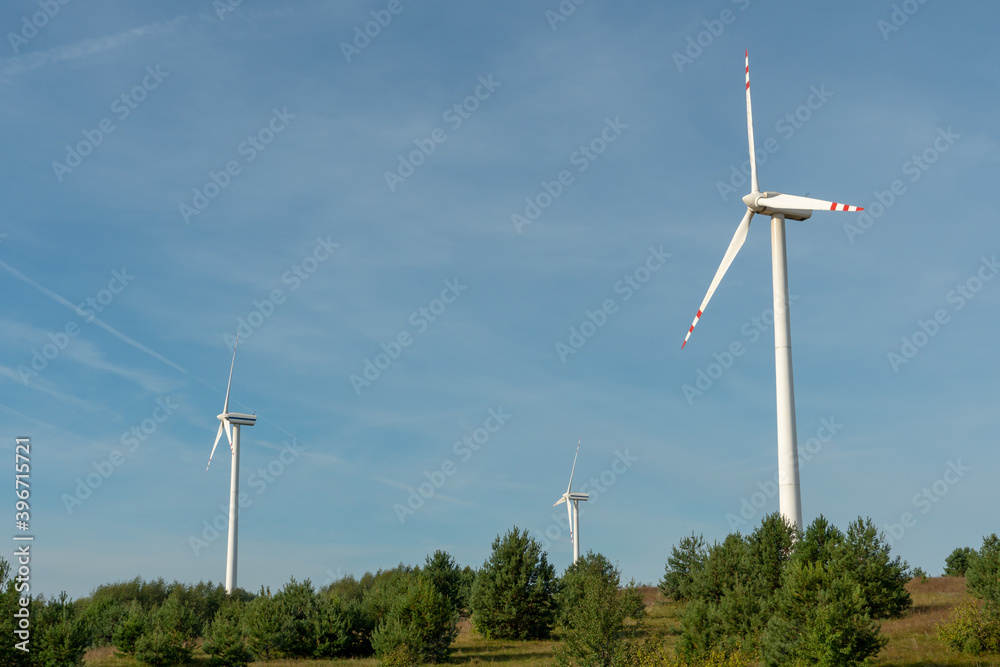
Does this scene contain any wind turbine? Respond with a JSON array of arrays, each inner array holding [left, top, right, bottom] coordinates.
[[206, 333, 256, 594], [681, 51, 864, 531], [553, 439, 589, 564]]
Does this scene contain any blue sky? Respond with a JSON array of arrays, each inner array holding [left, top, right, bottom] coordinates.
[[1, 0, 997, 599]]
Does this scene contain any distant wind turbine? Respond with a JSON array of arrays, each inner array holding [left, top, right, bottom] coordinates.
[[206, 333, 256, 594], [681, 51, 865, 530], [553, 439, 589, 564]]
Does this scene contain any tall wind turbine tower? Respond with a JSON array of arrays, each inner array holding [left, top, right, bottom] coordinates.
[[554, 440, 589, 564], [206, 334, 256, 594], [681, 51, 864, 530]]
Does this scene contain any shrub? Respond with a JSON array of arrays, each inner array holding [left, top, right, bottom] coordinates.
[[370, 573, 458, 664], [423, 550, 468, 614], [202, 601, 254, 667], [111, 601, 149, 657], [132, 590, 200, 665], [34, 593, 91, 667], [967, 534, 1000, 608], [470, 526, 558, 640], [945, 547, 977, 577], [556, 552, 644, 667], [761, 560, 886, 666], [938, 598, 1000, 655], [241, 588, 283, 660], [659, 533, 708, 602]]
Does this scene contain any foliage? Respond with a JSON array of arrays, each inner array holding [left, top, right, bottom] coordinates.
[[912, 566, 928, 582], [761, 560, 886, 666], [132, 589, 201, 665], [677, 513, 793, 659], [111, 600, 150, 656], [555, 552, 644, 667], [34, 592, 91, 667], [470, 526, 559, 640], [937, 597, 1000, 655], [674, 514, 908, 664], [966, 533, 1000, 608], [945, 546, 978, 577], [202, 600, 254, 667], [370, 572, 458, 664], [241, 587, 283, 660], [659, 533, 708, 602], [272, 578, 350, 658], [424, 550, 470, 614], [79, 595, 129, 646]]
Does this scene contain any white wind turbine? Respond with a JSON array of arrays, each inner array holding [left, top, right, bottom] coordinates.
[[681, 51, 864, 530], [553, 439, 589, 564], [206, 333, 256, 594]]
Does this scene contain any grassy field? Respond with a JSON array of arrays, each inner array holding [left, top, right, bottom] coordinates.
[[83, 578, 998, 666]]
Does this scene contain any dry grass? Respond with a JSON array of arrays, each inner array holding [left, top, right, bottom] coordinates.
[[83, 578, 999, 666]]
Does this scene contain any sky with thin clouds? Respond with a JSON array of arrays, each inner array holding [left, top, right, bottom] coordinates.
[[1, 0, 998, 599]]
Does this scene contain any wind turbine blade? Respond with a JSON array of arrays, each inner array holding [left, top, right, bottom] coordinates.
[[223, 332, 239, 414], [224, 420, 234, 454], [758, 193, 864, 212], [746, 50, 759, 193], [683, 209, 755, 349], [207, 423, 225, 471], [566, 439, 581, 493], [554, 495, 568, 507], [567, 502, 574, 547]]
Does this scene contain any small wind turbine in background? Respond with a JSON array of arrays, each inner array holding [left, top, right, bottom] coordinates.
[[554, 439, 589, 564], [681, 51, 865, 530], [206, 333, 256, 594]]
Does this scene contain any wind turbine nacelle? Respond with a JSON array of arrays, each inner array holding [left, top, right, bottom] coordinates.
[[742, 192, 813, 221], [568, 492, 590, 502], [220, 413, 257, 426]]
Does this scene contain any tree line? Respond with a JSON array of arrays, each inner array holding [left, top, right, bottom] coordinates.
[[0, 518, 996, 666]]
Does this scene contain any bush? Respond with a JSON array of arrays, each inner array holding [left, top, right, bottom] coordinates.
[[34, 593, 91, 667], [938, 598, 1000, 655], [202, 601, 254, 667], [470, 526, 558, 640], [423, 550, 468, 614], [761, 560, 886, 666], [967, 534, 1000, 608], [112, 601, 149, 657], [945, 547, 977, 577], [241, 588, 283, 660], [132, 590, 200, 665], [659, 533, 708, 602], [556, 552, 644, 667], [370, 573, 458, 664]]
